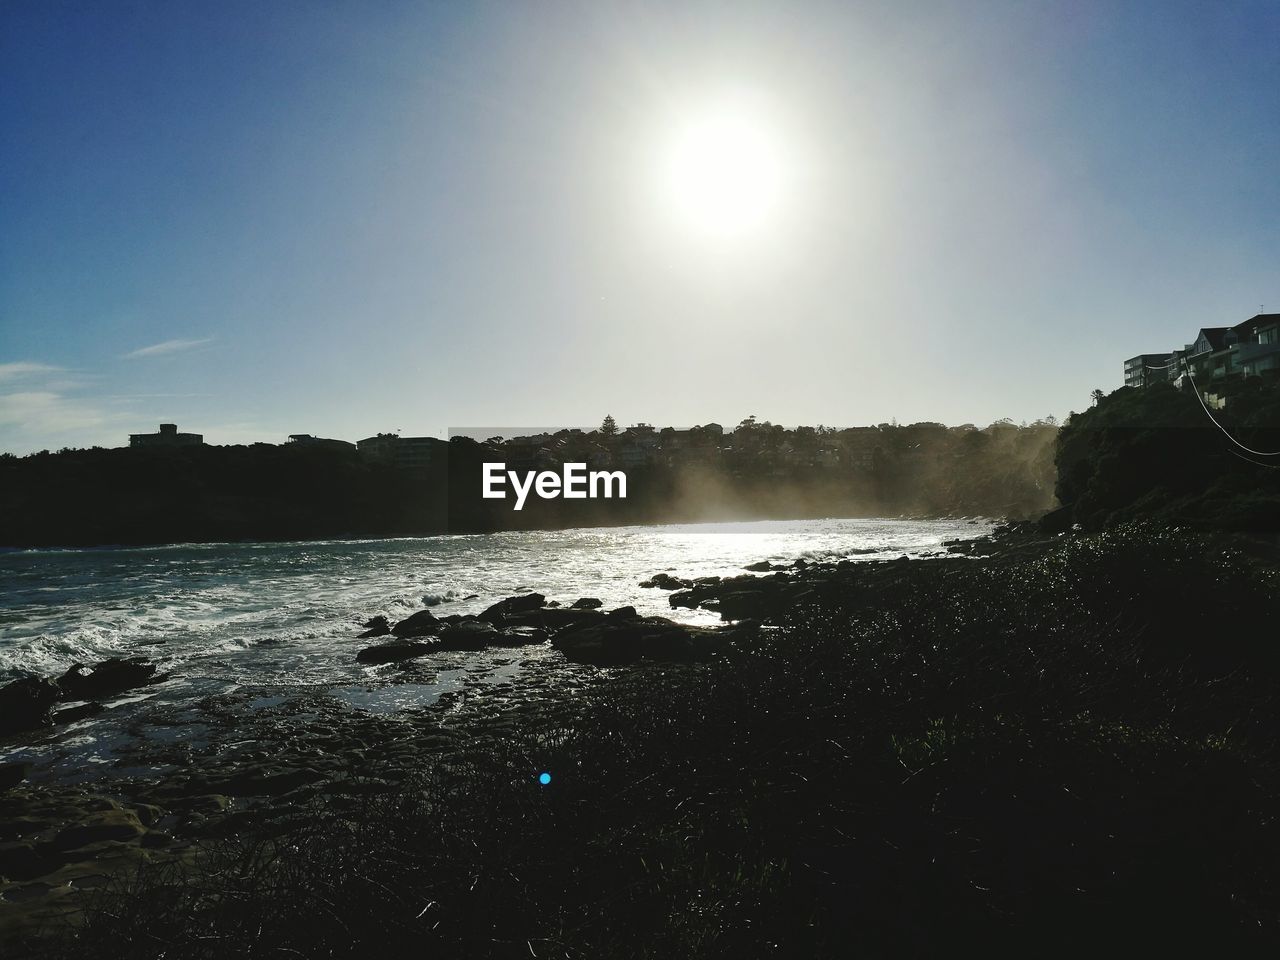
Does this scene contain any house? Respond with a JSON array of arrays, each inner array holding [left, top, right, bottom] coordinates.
[[129, 423, 203, 448], [1124, 314, 1280, 391], [287, 434, 356, 452], [356, 433, 442, 468]]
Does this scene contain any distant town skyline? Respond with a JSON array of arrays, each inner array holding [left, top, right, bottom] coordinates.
[[3, 1, 1279, 455]]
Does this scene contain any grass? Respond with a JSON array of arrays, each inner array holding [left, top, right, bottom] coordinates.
[[27, 523, 1280, 958]]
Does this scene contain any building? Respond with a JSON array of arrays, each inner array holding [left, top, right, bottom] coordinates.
[[129, 423, 203, 448], [1123, 354, 1175, 389], [356, 433, 442, 468], [287, 434, 356, 452], [1125, 314, 1280, 391]]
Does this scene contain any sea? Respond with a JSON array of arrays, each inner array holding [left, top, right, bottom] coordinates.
[[0, 517, 991, 776]]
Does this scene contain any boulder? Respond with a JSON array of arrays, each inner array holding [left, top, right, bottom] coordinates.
[[717, 590, 771, 620], [211, 767, 325, 798], [357, 641, 434, 664], [552, 616, 729, 666], [478, 593, 546, 623], [0, 841, 56, 880], [358, 615, 391, 639], [607, 605, 638, 619], [639, 573, 693, 590], [1038, 504, 1074, 535], [571, 597, 603, 609], [743, 561, 774, 572], [436, 621, 501, 651], [489, 626, 549, 647], [0, 676, 62, 734], [0, 761, 32, 790], [50, 810, 146, 851], [502, 607, 605, 631], [52, 702, 104, 725], [57, 658, 157, 702], [668, 589, 700, 609], [391, 610, 442, 638]]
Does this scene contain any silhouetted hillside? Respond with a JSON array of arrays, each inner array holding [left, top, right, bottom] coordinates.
[[1052, 377, 1280, 532]]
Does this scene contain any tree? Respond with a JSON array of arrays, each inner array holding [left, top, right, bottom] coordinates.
[[1090, 389, 1105, 406], [600, 415, 618, 438]]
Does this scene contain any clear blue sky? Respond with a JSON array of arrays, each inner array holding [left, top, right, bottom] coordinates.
[[2, 0, 1277, 453]]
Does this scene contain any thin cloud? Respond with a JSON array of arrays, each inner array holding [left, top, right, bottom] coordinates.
[[106, 392, 213, 400], [0, 391, 117, 433], [123, 337, 215, 359], [0, 361, 64, 381]]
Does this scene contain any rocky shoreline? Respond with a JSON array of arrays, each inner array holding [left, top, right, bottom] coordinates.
[[0, 523, 1029, 946]]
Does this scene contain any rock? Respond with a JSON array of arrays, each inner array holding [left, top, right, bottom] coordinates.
[[436, 621, 500, 651], [743, 561, 774, 572], [50, 810, 146, 851], [358, 615, 391, 639], [227, 768, 325, 798], [357, 641, 434, 664], [478, 593, 546, 623], [52, 701, 105, 724], [129, 803, 166, 827], [390, 610, 442, 638], [1038, 504, 1074, 535], [668, 589, 700, 609], [493, 626, 549, 646], [552, 616, 729, 666], [606, 606, 638, 618], [0, 676, 62, 734], [639, 573, 693, 590], [502, 607, 604, 631], [0, 841, 56, 881], [571, 597, 603, 609], [0, 761, 32, 790], [57, 658, 157, 702], [173, 794, 232, 815], [717, 591, 772, 620]]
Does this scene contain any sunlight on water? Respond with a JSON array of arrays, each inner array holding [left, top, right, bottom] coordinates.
[[0, 518, 990, 694]]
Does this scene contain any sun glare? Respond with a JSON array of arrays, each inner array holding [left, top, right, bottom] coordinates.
[[654, 95, 789, 242]]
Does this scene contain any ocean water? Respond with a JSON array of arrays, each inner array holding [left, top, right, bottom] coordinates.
[[0, 518, 990, 773]]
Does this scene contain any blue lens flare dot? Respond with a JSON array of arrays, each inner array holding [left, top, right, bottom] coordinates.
[[538, 771, 552, 785]]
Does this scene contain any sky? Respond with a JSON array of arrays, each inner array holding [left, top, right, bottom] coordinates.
[[1, 0, 1278, 454]]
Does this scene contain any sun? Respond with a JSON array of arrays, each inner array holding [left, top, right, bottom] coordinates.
[[654, 95, 789, 242]]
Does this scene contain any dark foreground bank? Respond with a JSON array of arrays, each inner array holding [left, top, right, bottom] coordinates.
[[4, 522, 1280, 958]]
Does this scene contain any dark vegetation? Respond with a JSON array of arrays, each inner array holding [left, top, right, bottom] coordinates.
[[1053, 377, 1280, 531], [27, 525, 1280, 958], [0, 418, 1058, 548]]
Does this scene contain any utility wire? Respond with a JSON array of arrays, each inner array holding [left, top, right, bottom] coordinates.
[[1182, 359, 1280, 457]]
